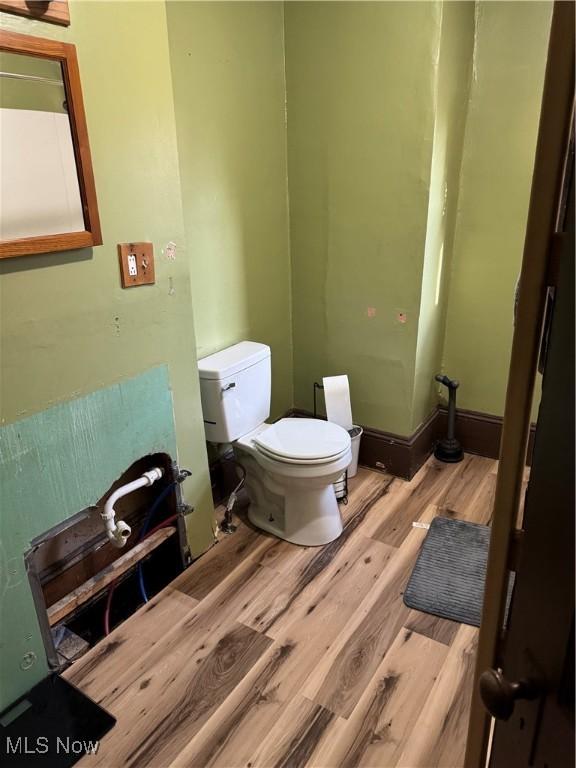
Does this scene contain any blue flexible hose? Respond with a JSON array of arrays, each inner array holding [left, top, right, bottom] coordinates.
[[137, 481, 178, 603]]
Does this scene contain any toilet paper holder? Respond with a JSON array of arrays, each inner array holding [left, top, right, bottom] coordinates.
[[313, 382, 349, 505], [313, 381, 325, 420]]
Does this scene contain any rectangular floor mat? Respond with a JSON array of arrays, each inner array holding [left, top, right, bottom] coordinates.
[[0, 674, 115, 767], [404, 516, 513, 627]]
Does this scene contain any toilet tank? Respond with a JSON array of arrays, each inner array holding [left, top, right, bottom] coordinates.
[[197, 341, 271, 443]]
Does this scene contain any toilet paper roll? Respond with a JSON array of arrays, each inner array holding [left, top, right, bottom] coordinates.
[[323, 375, 353, 431]]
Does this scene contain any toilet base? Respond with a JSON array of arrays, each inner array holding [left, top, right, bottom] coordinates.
[[235, 446, 343, 546], [247, 484, 343, 547]]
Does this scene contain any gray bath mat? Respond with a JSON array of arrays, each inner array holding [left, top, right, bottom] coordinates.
[[403, 517, 513, 627]]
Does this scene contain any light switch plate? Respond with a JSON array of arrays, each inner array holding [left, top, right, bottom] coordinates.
[[118, 242, 155, 288]]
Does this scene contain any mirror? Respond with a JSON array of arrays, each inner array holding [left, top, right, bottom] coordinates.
[[0, 31, 101, 258]]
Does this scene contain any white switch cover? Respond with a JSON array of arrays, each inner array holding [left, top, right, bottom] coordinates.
[[128, 253, 138, 277]]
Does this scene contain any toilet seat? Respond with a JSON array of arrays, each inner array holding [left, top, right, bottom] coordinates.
[[255, 442, 350, 466], [254, 418, 351, 463]]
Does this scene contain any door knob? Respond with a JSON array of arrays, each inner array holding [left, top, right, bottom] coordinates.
[[479, 668, 539, 720]]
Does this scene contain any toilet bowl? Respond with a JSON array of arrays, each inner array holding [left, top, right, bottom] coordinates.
[[235, 419, 351, 545], [197, 342, 352, 546]]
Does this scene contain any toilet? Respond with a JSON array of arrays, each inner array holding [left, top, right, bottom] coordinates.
[[198, 341, 352, 546]]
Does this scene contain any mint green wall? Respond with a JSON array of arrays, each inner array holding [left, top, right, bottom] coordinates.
[[166, 1, 293, 420], [285, 1, 441, 435], [0, 0, 216, 707], [441, 1, 551, 418], [0, 369, 179, 712], [412, 2, 475, 430]]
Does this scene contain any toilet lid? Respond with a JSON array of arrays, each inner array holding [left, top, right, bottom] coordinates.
[[256, 442, 350, 466], [254, 418, 351, 461]]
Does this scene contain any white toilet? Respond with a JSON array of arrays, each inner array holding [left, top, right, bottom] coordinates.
[[198, 341, 352, 546]]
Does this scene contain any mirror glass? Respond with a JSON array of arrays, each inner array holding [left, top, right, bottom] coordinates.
[[0, 51, 84, 241]]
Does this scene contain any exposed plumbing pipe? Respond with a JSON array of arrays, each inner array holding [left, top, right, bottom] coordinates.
[[221, 458, 246, 534], [101, 467, 163, 548]]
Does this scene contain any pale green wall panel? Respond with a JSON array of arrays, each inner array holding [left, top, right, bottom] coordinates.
[[166, 1, 293, 420], [286, 1, 441, 435], [0, 368, 178, 712], [0, 1, 215, 567], [412, 1, 475, 431], [441, 1, 551, 417]]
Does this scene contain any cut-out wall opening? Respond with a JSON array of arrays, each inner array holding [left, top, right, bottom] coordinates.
[[25, 452, 190, 672]]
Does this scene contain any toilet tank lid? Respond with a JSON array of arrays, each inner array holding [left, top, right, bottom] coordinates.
[[198, 341, 270, 380]]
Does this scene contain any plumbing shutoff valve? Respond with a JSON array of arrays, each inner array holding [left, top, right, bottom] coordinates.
[[102, 466, 164, 548]]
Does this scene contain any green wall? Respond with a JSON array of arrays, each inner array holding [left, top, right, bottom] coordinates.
[[0, 0, 215, 707], [166, 1, 293, 420], [285, 1, 441, 436], [411, 1, 475, 430], [441, 1, 551, 417], [286, 0, 550, 434]]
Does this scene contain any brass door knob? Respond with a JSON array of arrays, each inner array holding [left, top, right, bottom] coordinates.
[[479, 668, 539, 720]]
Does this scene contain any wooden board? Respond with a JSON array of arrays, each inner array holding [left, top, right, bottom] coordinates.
[[302, 510, 435, 718], [397, 624, 479, 768], [0, 1, 70, 26], [47, 527, 176, 626]]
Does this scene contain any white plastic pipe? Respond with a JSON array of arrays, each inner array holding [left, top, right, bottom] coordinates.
[[102, 467, 163, 548]]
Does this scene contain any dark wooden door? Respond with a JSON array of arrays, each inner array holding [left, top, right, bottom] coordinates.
[[489, 172, 574, 767], [465, 7, 574, 765]]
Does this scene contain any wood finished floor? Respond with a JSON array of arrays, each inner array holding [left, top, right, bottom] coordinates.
[[65, 454, 502, 768]]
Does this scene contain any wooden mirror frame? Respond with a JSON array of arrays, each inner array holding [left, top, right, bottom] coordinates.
[[0, 30, 102, 258], [0, 1, 70, 27]]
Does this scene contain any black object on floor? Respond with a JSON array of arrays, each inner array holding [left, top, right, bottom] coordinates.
[[0, 674, 115, 767], [404, 516, 514, 627], [434, 374, 464, 463]]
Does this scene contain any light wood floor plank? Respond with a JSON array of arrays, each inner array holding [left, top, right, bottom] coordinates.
[[173, 523, 263, 600], [249, 533, 314, 575], [246, 695, 342, 768], [461, 469, 497, 525], [302, 507, 438, 718], [174, 557, 284, 638], [396, 624, 479, 768], [434, 455, 496, 518], [239, 534, 394, 638], [317, 627, 449, 768], [337, 469, 401, 539], [66, 587, 198, 699], [371, 460, 462, 547], [404, 609, 460, 646], [170, 596, 353, 768]]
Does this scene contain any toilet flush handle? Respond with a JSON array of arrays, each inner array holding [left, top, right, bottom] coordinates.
[[221, 382, 236, 393]]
